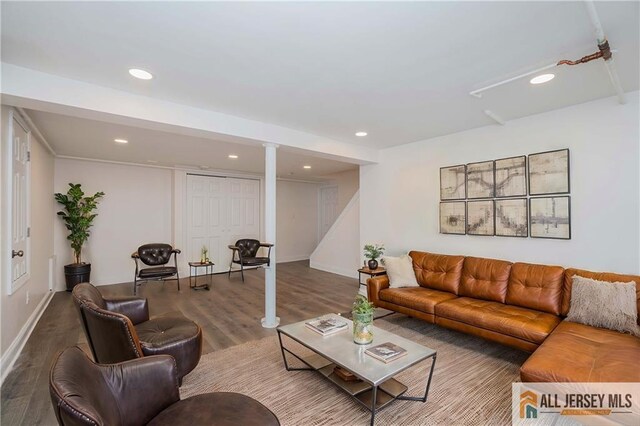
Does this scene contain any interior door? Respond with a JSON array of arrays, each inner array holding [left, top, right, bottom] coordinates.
[[186, 174, 227, 272], [226, 178, 261, 262], [319, 185, 338, 240], [11, 117, 30, 290], [186, 175, 260, 272]]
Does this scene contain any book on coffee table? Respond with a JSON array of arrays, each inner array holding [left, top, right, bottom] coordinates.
[[365, 342, 408, 363], [305, 316, 348, 336]]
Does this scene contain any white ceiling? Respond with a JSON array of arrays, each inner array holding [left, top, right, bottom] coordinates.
[[1, 1, 639, 149], [25, 109, 357, 180]]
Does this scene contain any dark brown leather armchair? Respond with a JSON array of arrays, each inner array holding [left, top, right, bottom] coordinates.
[[228, 239, 273, 282], [72, 283, 202, 383], [132, 243, 181, 294], [50, 346, 281, 426]]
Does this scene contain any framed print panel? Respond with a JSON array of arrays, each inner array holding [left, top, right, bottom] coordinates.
[[530, 196, 571, 239], [466, 160, 494, 199], [440, 202, 466, 235], [466, 200, 494, 236], [528, 149, 570, 195], [440, 165, 466, 200], [495, 198, 528, 237], [495, 155, 526, 198]]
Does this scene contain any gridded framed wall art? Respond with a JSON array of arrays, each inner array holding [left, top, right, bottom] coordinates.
[[529, 196, 571, 239], [466, 161, 495, 199], [439, 201, 466, 235], [466, 200, 495, 236], [440, 165, 466, 200], [528, 149, 570, 196], [438, 148, 571, 239]]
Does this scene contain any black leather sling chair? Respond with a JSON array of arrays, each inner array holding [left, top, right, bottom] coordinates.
[[228, 239, 273, 282], [132, 243, 181, 294]]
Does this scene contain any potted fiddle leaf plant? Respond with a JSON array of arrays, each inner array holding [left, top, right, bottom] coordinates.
[[363, 243, 385, 270], [352, 295, 375, 344], [55, 183, 105, 291]]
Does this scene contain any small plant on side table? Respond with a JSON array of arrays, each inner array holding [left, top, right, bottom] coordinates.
[[363, 243, 385, 270], [352, 295, 375, 344]]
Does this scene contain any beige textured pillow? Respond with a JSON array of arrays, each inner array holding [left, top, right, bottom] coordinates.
[[381, 255, 419, 288], [566, 275, 640, 337]]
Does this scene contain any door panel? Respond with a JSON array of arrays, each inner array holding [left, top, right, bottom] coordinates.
[[11, 117, 30, 289], [319, 186, 338, 240], [186, 175, 260, 272]]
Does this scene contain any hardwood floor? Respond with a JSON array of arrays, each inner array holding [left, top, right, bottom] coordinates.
[[0, 261, 359, 425]]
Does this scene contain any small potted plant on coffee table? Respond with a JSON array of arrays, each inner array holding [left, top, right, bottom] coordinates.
[[352, 295, 375, 345], [363, 243, 385, 270]]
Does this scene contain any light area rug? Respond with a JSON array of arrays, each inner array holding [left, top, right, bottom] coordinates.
[[180, 315, 529, 426]]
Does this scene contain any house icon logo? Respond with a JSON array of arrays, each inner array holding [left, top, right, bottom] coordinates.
[[520, 390, 538, 419]]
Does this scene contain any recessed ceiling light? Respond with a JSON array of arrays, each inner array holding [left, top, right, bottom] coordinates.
[[355, 131, 368, 137], [128, 68, 153, 80], [228, 154, 238, 159], [114, 138, 128, 144], [147, 160, 158, 163], [303, 165, 312, 169], [530, 74, 555, 85]]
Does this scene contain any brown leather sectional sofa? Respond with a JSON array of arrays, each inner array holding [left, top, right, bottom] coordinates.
[[367, 251, 640, 382]]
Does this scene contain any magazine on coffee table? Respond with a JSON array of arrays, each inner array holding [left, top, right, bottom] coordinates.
[[305, 316, 348, 336], [365, 342, 408, 363]]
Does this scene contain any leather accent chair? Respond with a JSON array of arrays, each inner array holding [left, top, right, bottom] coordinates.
[[50, 346, 281, 426], [132, 243, 181, 295], [228, 239, 273, 282], [72, 283, 202, 383]]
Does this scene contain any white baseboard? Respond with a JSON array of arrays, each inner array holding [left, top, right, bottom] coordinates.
[[277, 255, 310, 263], [0, 290, 54, 385], [309, 261, 359, 279]]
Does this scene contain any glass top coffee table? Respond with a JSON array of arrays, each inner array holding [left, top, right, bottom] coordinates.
[[277, 314, 437, 425]]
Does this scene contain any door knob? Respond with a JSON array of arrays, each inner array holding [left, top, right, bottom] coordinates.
[[12, 250, 24, 258]]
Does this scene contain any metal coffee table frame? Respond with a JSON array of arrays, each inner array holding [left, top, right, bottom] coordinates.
[[277, 316, 436, 425]]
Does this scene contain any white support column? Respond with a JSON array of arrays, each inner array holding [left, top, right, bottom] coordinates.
[[261, 143, 280, 328]]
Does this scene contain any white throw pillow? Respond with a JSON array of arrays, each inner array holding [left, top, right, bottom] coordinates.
[[381, 255, 419, 288], [566, 275, 640, 337]]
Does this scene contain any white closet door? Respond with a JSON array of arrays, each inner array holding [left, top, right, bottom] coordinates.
[[186, 175, 227, 272], [226, 178, 261, 264], [186, 175, 260, 272]]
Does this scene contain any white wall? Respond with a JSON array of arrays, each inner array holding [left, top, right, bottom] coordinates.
[[1, 107, 55, 358], [320, 168, 359, 213], [310, 192, 360, 278], [276, 180, 319, 263], [361, 93, 640, 275], [54, 159, 173, 288]]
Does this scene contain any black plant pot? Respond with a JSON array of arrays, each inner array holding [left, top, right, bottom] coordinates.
[[367, 259, 379, 270], [64, 263, 91, 292]]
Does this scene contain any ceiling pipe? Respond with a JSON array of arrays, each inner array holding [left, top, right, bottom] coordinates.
[[470, 1, 625, 104], [583, 0, 626, 104]]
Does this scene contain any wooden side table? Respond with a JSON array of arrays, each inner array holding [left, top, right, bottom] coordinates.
[[189, 261, 214, 291], [357, 267, 386, 288]]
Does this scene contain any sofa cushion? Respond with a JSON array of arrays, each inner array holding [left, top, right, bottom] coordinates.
[[379, 287, 457, 315], [562, 268, 640, 325], [520, 321, 640, 382], [506, 262, 564, 315], [382, 255, 419, 288], [459, 257, 512, 303], [435, 297, 560, 344], [409, 251, 465, 294], [566, 276, 640, 336]]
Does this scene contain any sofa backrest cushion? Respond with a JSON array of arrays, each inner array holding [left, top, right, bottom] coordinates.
[[506, 262, 564, 315], [409, 251, 465, 294], [563, 268, 640, 324], [459, 257, 512, 303]]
